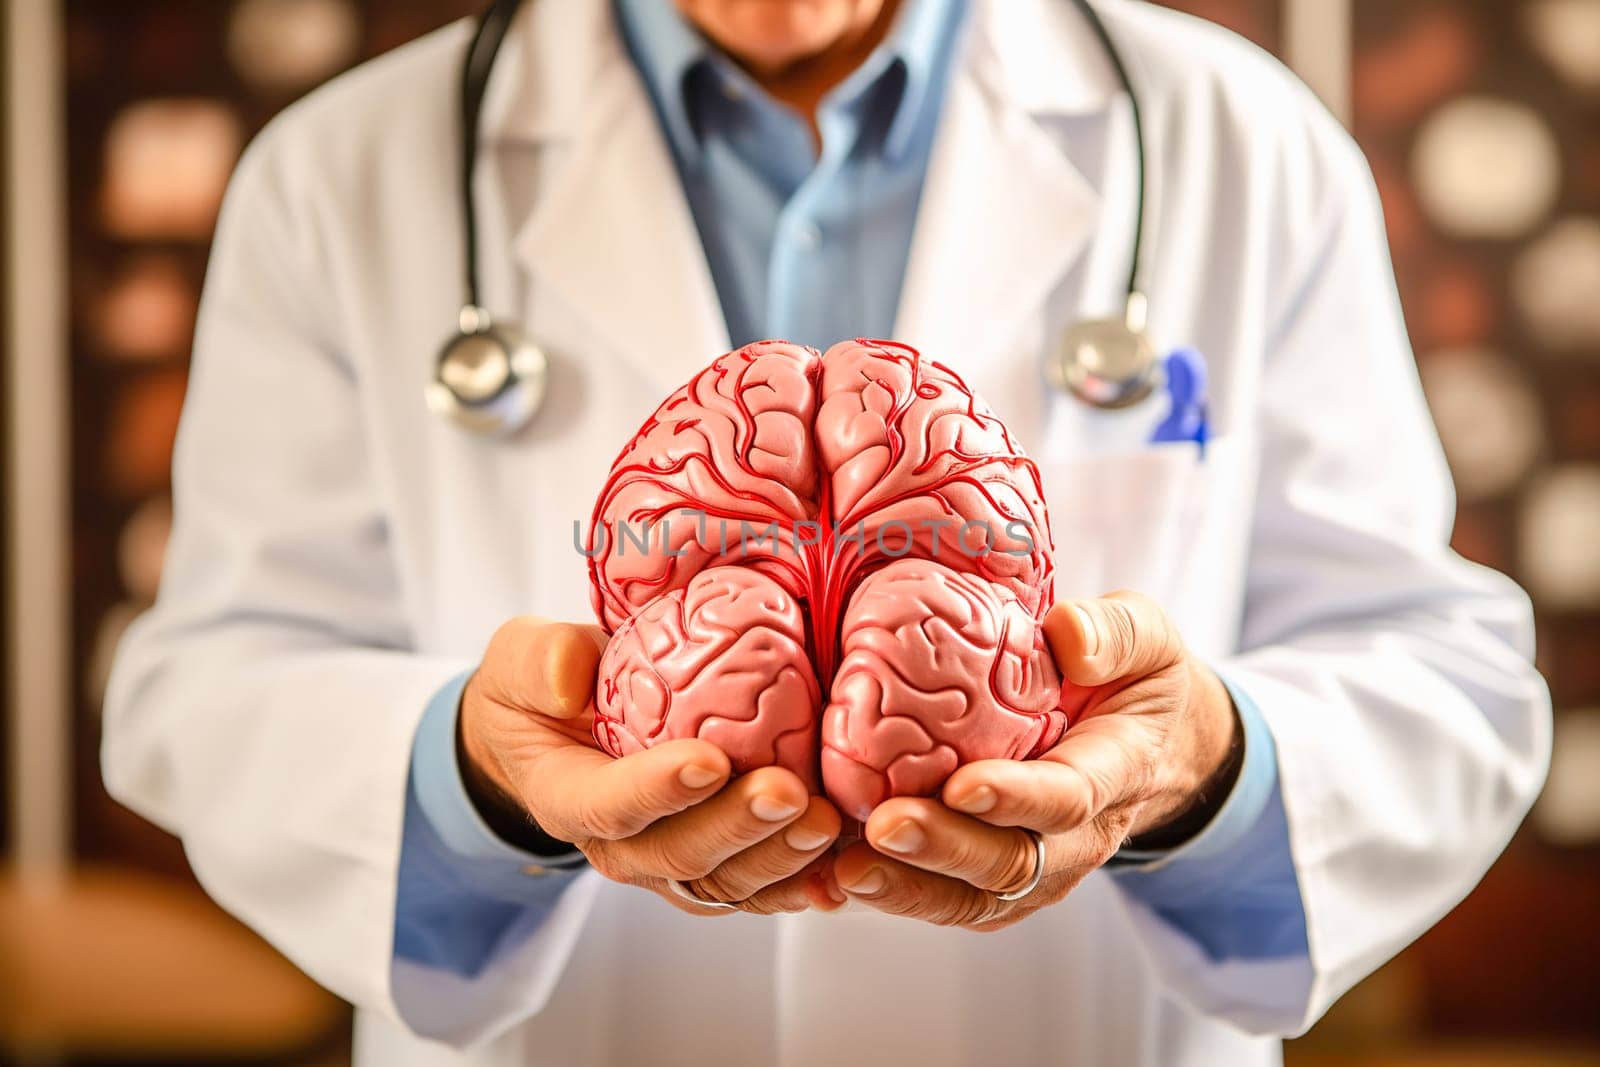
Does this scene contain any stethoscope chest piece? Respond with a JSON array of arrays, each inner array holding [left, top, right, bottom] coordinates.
[[1049, 292, 1160, 409], [427, 305, 549, 436]]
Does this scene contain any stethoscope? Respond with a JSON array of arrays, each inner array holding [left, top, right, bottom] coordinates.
[[428, 0, 1158, 436]]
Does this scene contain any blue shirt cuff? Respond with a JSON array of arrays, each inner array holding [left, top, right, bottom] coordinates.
[[394, 671, 586, 978], [1107, 675, 1310, 962]]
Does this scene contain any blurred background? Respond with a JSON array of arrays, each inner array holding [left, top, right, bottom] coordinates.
[[2, 0, 1598, 1064]]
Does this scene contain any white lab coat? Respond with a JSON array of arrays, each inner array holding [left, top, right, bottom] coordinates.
[[102, 1, 1552, 1064]]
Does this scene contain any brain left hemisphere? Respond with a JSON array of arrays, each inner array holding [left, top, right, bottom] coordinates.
[[587, 341, 821, 633]]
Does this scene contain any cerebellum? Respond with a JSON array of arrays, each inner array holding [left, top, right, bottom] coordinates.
[[587, 338, 1072, 818]]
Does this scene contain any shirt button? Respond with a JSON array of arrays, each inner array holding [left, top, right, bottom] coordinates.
[[521, 863, 551, 877], [792, 219, 822, 249], [720, 78, 745, 102]]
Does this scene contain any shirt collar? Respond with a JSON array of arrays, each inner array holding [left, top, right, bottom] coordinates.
[[613, 0, 967, 166], [879, 0, 965, 160], [612, 0, 712, 162]]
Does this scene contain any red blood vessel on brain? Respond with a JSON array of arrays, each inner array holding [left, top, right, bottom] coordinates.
[[588, 339, 1071, 820]]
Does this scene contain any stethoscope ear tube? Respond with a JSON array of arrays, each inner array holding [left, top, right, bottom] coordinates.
[[1051, 1, 1160, 410], [1070, 0, 1146, 310], [433, 0, 538, 438], [457, 0, 523, 319]]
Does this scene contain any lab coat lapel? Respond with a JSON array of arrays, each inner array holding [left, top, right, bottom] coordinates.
[[895, 0, 1111, 369], [497, 0, 1118, 387], [506, 6, 729, 389]]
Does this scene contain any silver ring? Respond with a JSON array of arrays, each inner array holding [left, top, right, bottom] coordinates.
[[994, 830, 1049, 902], [665, 878, 741, 911]]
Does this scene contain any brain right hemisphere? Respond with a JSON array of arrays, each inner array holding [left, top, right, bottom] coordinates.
[[589, 339, 1072, 820], [822, 561, 1069, 819]]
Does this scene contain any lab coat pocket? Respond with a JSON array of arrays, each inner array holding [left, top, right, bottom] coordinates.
[[1034, 434, 1257, 656]]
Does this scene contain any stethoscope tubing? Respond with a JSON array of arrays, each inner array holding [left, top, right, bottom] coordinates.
[[433, 0, 1156, 432]]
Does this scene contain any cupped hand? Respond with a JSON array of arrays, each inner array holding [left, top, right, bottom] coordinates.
[[459, 616, 845, 915], [829, 590, 1241, 930]]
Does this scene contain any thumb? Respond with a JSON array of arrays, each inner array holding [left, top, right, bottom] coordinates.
[[1043, 591, 1183, 688], [478, 615, 610, 719]]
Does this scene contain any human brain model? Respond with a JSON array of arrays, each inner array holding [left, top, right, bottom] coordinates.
[[587, 339, 1071, 820]]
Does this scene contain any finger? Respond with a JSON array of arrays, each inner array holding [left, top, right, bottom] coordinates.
[[688, 796, 842, 903], [943, 714, 1157, 834], [863, 798, 1039, 894], [832, 842, 1003, 928], [527, 737, 731, 842], [730, 853, 841, 916], [599, 766, 811, 883], [479, 615, 609, 719], [1043, 591, 1182, 688]]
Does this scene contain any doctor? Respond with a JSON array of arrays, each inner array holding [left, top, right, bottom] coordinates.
[[103, 0, 1551, 1064]]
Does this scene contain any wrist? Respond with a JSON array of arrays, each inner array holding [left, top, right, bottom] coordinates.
[[456, 673, 582, 857], [1125, 659, 1243, 850]]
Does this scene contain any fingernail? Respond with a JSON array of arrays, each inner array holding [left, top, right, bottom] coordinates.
[[826, 880, 847, 904], [949, 785, 996, 814], [785, 825, 831, 851], [678, 764, 721, 789], [843, 867, 886, 895], [751, 795, 802, 822], [1072, 604, 1099, 656], [877, 820, 925, 854]]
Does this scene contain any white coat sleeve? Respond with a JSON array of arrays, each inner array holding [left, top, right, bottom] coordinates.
[[1119, 105, 1552, 1034], [100, 123, 593, 1038]]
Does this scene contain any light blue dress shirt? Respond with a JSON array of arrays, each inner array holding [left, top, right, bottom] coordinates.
[[395, 0, 1309, 982]]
